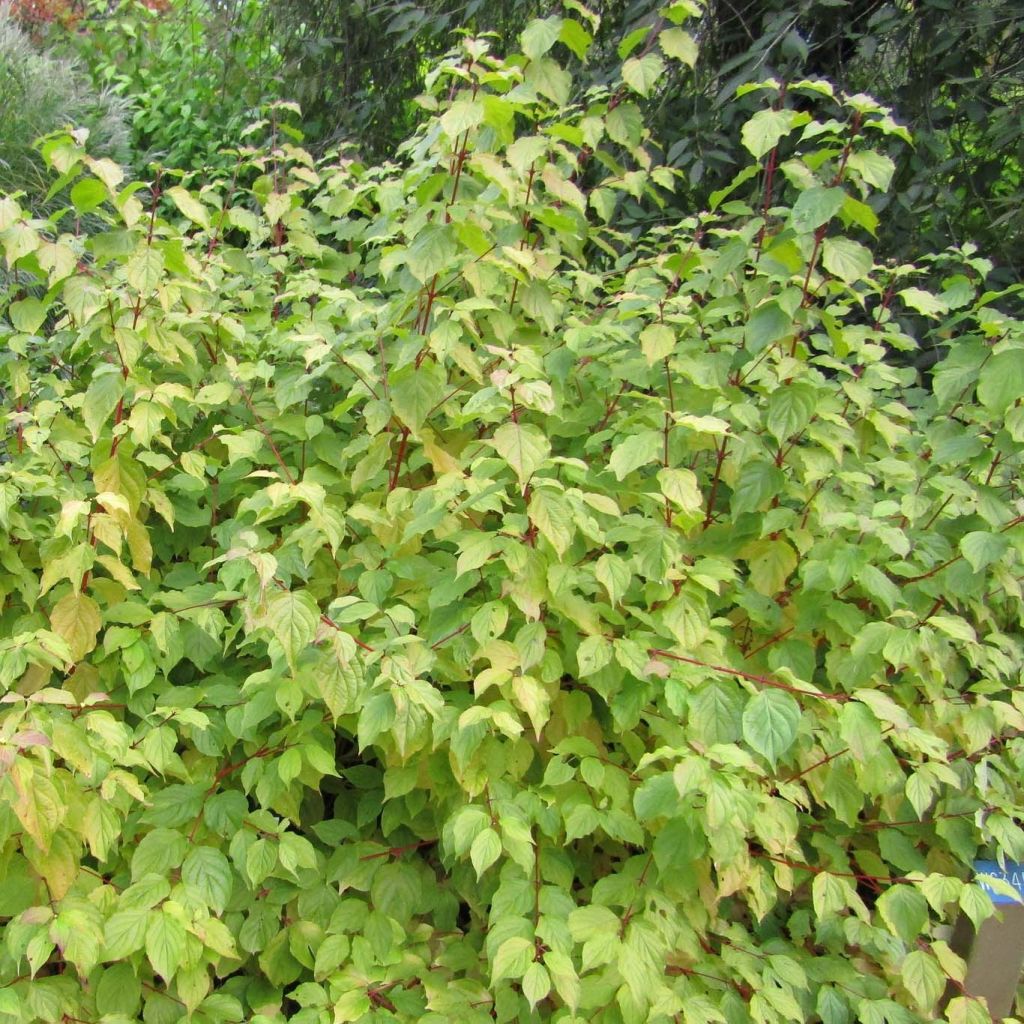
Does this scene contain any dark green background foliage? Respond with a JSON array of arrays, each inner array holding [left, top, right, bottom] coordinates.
[[6, 0, 1023, 274], [1, 3, 1024, 1024]]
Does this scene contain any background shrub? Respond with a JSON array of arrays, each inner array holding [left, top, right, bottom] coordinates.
[[0, 2, 130, 201]]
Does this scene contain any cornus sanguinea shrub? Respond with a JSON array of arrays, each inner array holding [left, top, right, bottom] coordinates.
[[1, 6, 1024, 1024]]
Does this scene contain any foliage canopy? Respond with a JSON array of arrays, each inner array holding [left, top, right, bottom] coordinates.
[[1, 8, 1024, 1024]]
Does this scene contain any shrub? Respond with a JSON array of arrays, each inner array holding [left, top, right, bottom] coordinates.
[[0, 9, 1023, 1024], [0, 2, 129, 201]]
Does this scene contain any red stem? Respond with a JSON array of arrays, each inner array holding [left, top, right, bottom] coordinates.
[[648, 648, 848, 702]]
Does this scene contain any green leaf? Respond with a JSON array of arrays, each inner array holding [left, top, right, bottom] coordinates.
[[49, 592, 102, 662], [609, 430, 660, 480], [576, 634, 613, 676], [595, 554, 631, 605], [103, 909, 149, 960], [559, 19, 592, 61], [83, 370, 125, 442], [742, 689, 800, 766], [126, 245, 164, 292], [146, 909, 187, 982], [731, 459, 784, 517], [568, 905, 619, 941], [246, 838, 277, 886], [9, 297, 46, 334], [391, 361, 445, 433], [746, 301, 792, 352], [525, 57, 571, 106], [812, 873, 850, 918], [959, 531, 1009, 572], [640, 323, 675, 364], [492, 936, 534, 983], [266, 589, 319, 671], [314, 933, 351, 981], [744, 539, 797, 596], [166, 185, 210, 228], [470, 827, 502, 878], [690, 681, 745, 745], [791, 187, 845, 233], [822, 237, 873, 283], [522, 961, 551, 1009], [899, 286, 947, 317], [846, 150, 896, 191], [977, 349, 1024, 413], [901, 950, 944, 1011], [70, 178, 108, 214], [877, 885, 928, 943], [313, 635, 364, 719], [741, 108, 803, 159], [659, 27, 697, 66], [181, 846, 233, 913], [622, 54, 665, 97], [406, 223, 456, 284], [765, 383, 816, 442], [492, 422, 550, 489], [655, 466, 704, 509], [529, 488, 573, 556], [521, 16, 562, 60], [441, 98, 485, 138], [606, 102, 643, 147]]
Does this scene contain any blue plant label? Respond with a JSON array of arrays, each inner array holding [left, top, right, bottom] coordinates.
[[974, 860, 1024, 905]]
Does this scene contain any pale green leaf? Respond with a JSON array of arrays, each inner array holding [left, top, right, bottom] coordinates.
[[492, 422, 550, 488], [83, 370, 125, 443], [741, 108, 802, 159], [609, 430, 660, 480], [977, 349, 1024, 413], [659, 27, 697, 66], [742, 689, 800, 766], [640, 323, 675, 364], [822, 237, 873, 283], [521, 16, 562, 60], [765, 383, 817, 442], [491, 936, 534, 983], [622, 54, 665, 97], [391, 362, 444, 433], [470, 827, 502, 878], [266, 589, 320, 671], [901, 950, 944, 1011], [126, 246, 164, 293], [791, 187, 845, 233], [146, 910, 187, 983], [166, 186, 210, 228], [960, 531, 1009, 572], [181, 846, 233, 913]]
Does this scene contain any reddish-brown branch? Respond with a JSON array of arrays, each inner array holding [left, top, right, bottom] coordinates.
[[703, 438, 729, 528], [360, 839, 436, 861], [431, 623, 470, 649], [756, 853, 910, 886], [236, 380, 295, 484], [648, 648, 848, 703], [388, 427, 411, 491], [596, 381, 628, 433], [743, 627, 794, 660]]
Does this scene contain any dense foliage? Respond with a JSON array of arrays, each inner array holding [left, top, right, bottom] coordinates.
[[2, 6, 1024, 1024]]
